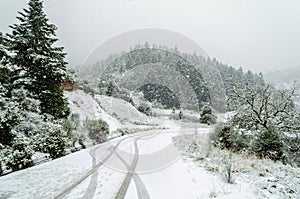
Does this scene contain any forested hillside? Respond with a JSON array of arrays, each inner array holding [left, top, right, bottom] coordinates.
[[76, 43, 266, 111]]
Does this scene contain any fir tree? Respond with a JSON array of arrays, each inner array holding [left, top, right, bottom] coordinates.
[[200, 105, 217, 124], [4, 0, 69, 119], [106, 81, 116, 96]]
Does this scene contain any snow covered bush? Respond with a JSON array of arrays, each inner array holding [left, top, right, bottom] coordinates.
[[0, 82, 71, 170], [200, 105, 217, 125], [63, 114, 86, 149], [84, 119, 109, 144], [213, 122, 288, 163], [284, 134, 300, 166], [2, 135, 34, 171], [0, 86, 18, 146], [33, 123, 68, 159], [137, 103, 151, 116], [63, 114, 81, 139], [230, 130, 251, 152], [1, 86, 45, 141], [10, 88, 46, 136], [252, 126, 286, 162], [0, 105, 19, 146], [105, 81, 117, 96], [211, 123, 232, 149], [211, 123, 250, 152]]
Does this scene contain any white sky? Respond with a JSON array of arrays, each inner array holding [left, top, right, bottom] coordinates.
[[1, 0, 300, 73]]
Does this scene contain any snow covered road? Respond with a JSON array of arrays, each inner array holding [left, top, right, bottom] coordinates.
[[0, 128, 201, 199]]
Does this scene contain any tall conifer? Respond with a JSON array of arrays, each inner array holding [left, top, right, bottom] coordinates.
[[5, 0, 69, 119]]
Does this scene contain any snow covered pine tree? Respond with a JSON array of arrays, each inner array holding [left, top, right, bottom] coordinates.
[[4, 0, 69, 119]]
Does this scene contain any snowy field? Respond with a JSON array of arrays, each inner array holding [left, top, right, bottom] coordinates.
[[1, 121, 299, 199], [173, 133, 300, 199]]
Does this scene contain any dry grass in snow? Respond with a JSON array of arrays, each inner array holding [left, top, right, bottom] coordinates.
[[173, 132, 300, 199]]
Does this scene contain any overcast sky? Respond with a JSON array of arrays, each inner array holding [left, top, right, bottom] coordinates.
[[1, 0, 300, 73]]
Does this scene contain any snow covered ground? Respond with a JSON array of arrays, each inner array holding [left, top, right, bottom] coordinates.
[[65, 90, 122, 132], [173, 132, 300, 199], [65, 90, 164, 136], [0, 128, 196, 199], [0, 147, 94, 198], [94, 95, 150, 125], [1, 90, 299, 199], [1, 118, 299, 199]]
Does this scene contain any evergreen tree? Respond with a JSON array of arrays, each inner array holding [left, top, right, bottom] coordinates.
[[106, 81, 116, 96], [4, 0, 69, 119], [200, 105, 217, 124]]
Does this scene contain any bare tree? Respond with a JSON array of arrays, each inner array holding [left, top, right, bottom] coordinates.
[[228, 83, 300, 164], [228, 83, 296, 131]]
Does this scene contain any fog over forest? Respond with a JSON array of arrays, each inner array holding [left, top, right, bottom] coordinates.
[[1, 0, 300, 73]]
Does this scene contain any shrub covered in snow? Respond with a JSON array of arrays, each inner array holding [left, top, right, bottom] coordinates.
[[84, 119, 109, 144], [62, 113, 86, 149], [2, 135, 34, 171], [33, 123, 68, 159], [211, 123, 250, 151], [0, 86, 73, 171], [137, 103, 151, 116], [200, 105, 217, 125], [252, 126, 286, 162], [211, 123, 232, 149], [212, 123, 287, 163]]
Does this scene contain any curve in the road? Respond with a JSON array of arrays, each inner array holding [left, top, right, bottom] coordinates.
[[54, 130, 164, 199], [83, 132, 157, 199], [53, 136, 133, 199]]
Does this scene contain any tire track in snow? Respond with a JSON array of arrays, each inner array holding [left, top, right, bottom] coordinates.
[[81, 147, 98, 199], [84, 131, 161, 199], [54, 130, 163, 199], [82, 135, 150, 199], [114, 146, 150, 199], [53, 136, 132, 199], [113, 130, 164, 199], [114, 136, 151, 199]]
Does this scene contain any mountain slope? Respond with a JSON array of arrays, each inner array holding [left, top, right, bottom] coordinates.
[[64, 90, 122, 132]]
